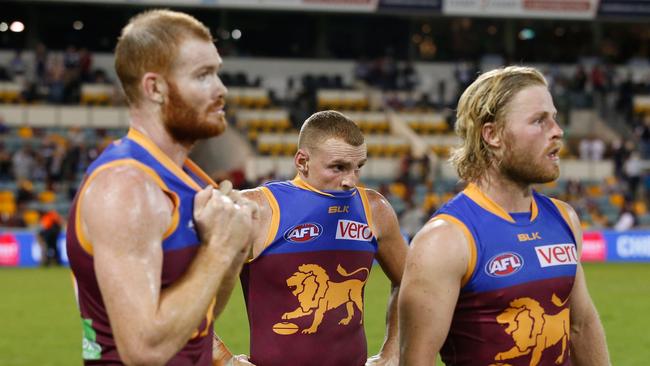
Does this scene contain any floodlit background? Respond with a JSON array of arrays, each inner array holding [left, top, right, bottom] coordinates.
[[1, 0, 650, 364]]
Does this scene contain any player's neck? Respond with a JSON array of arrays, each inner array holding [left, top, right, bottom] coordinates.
[[476, 170, 533, 213], [129, 108, 191, 167]]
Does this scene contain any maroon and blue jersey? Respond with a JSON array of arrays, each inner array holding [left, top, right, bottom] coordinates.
[[67, 128, 217, 365], [434, 183, 578, 366], [241, 177, 378, 366]]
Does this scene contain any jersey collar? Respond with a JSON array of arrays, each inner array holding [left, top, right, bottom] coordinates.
[[463, 183, 539, 223]]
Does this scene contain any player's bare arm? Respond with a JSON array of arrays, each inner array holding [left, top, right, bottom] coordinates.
[[211, 187, 272, 366], [242, 187, 274, 258], [84, 166, 254, 365], [398, 218, 469, 366], [208, 181, 260, 319], [557, 201, 610, 366], [365, 189, 408, 366]]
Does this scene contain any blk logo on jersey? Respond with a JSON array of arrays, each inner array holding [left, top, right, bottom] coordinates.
[[284, 223, 323, 243], [336, 220, 373, 242], [518, 232, 542, 242], [535, 244, 577, 267], [485, 252, 524, 277]]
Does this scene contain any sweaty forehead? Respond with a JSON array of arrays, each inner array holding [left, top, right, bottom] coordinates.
[[312, 138, 367, 161]]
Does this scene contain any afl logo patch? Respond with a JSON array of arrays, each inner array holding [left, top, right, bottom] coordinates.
[[485, 252, 524, 277], [284, 223, 323, 243]]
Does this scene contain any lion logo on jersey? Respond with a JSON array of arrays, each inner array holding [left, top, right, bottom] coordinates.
[[280, 264, 369, 334], [493, 294, 570, 366]]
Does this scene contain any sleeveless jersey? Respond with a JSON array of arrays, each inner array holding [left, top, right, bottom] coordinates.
[[241, 178, 378, 366], [434, 183, 578, 366], [66, 128, 217, 365]]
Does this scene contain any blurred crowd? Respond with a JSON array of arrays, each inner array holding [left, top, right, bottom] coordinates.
[[2, 45, 650, 235], [0, 45, 118, 104]]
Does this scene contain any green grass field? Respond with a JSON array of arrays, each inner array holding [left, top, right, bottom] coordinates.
[[1, 263, 648, 365]]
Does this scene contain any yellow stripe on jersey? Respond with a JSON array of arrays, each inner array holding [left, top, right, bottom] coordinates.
[[185, 159, 218, 188], [358, 187, 376, 239], [249, 186, 281, 262], [550, 198, 578, 243], [464, 183, 540, 223], [433, 214, 478, 287], [75, 159, 180, 255], [291, 175, 337, 197], [127, 128, 204, 191]]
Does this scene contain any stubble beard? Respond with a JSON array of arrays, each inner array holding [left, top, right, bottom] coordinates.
[[499, 137, 560, 185]]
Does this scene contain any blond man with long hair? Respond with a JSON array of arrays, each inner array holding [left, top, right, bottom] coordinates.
[[398, 66, 609, 366], [67, 10, 257, 365]]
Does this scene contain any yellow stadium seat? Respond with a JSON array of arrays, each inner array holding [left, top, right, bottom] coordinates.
[[39, 190, 57, 204], [609, 194, 624, 208], [586, 185, 603, 197], [0, 201, 16, 216], [23, 209, 40, 227]]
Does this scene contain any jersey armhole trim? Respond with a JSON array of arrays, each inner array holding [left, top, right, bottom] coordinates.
[[358, 187, 376, 239], [433, 213, 477, 287], [248, 186, 280, 262], [75, 159, 180, 256], [550, 198, 578, 244]]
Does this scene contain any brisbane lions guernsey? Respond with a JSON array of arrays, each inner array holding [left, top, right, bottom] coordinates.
[[241, 177, 378, 366], [434, 183, 578, 366], [67, 128, 217, 365]]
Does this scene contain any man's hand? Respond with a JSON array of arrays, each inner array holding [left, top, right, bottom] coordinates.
[[229, 355, 256, 366], [213, 354, 255, 366], [194, 180, 258, 261], [366, 353, 398, 366]]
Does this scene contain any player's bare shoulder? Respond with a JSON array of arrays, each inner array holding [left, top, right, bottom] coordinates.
[[361, 187, 395, 218], [413, 217, 470, 266], [359, 187, 405, 244], [241, 187, 272, 213], [80, 163, 174, 239]]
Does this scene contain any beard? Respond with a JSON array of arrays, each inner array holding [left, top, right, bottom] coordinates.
[[499, 134, 561, 185], [162, 81, 226, 145]]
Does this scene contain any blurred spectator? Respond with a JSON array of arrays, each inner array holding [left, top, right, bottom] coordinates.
[[353, 57, 371, 85], [612, 140, 633, 179], [4, 203, 27, 228], [0, 142, 12, 181], [614, 200, 638, 231], [587, 202, 610, 229], [34, 43, 48, 82], [9, 50, 27, 81], [16, 179, 35, 205], [0, 114, 9, 135], [38, 208, 63, 266], [12, 146, 36, 181], [79, 48, 93, 82], [623, 150, 643, 200], [572, 64, 587, 92], [578, 134, 606, 161], [46, 54, 66, 103], [398, 62, 418, 91], [635, 114, 650, 159], [400, 199, 425, 241]]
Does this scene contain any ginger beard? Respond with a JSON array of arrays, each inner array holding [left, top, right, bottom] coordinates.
[[498, 130, 561, 185], [162, 81, 226, 145]]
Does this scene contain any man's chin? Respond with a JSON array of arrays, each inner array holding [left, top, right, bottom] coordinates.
[[207, 115, 227, 133]]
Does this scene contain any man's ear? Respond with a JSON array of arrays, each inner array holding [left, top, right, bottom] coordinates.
[[294, 148, 309, 176], [482, 121, 502, 148], [141, 72, 167, 104]]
